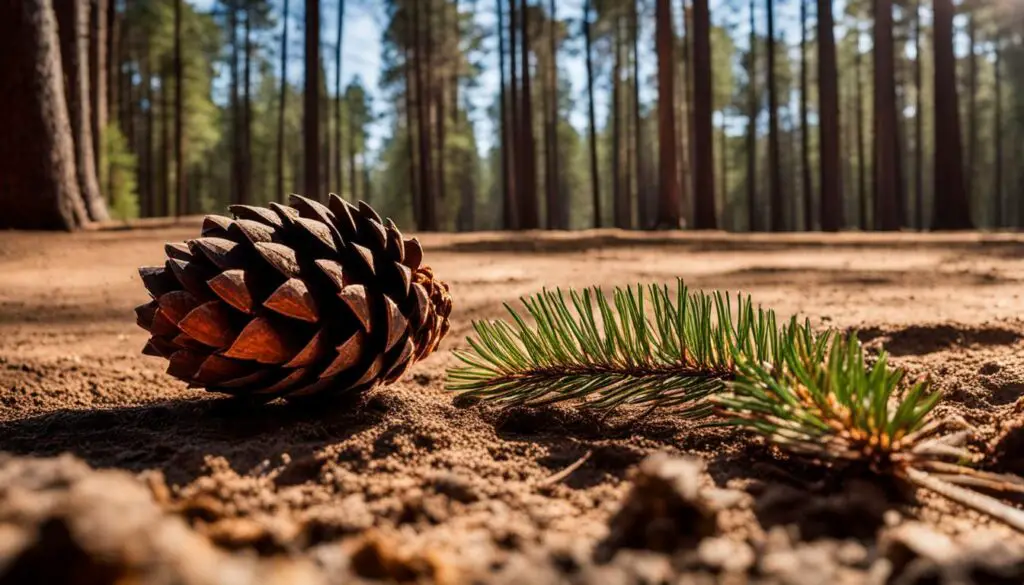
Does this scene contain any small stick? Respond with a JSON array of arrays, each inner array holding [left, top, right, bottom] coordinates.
[[904, 467, 1024, 533], [538, 450, 593, 487]]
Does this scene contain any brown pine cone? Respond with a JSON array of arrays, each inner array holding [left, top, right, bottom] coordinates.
[[134, 195, 452, 400]]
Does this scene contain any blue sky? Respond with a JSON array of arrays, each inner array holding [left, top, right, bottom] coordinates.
[[189, 0, 971, 159]]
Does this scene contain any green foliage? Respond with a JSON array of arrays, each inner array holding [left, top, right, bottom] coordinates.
[[717, 332, 941, 468], [102, 124, 139, 221], [448, 280, 814, 415]]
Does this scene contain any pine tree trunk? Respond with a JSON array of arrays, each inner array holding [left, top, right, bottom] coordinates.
[[498, 0, 515, 229], [242, 7, 252, 206], [914, 0, 923, 229], [0, 0, 89, 230], [872, 0, 901, 231], [412, 0, 435, 230], [160, 66, 170, 217], [931, 0, 971, 229], [142, 42, 155, 217], [349, 99, 357, 200], [277, 0, 289, 202], [174, 0, 185, 216], [508, 0, 519, 229], [631, 0, 643, 229], [55, 0, 109, 222], [90, 0, 107, 184], [229, 5, 240, 204], [656, 0, 681, 229], [817, 0, 842, 232], [583, 0, 600, 228], [106, 0, 117, 131], [679, 0, 693, 226], [304, 0, 321, 200], [799, 0, 812, 230], [994, 33, 1002, 227], [692, 0, 716, 229], [434, 2, 446, 204], [746, 0, 757, 231], [855, 25, 867, 229], [546, 0, 561, 229], [766, 0, 783, 231], [401, 37, 420, 226], [334, 0, 344, 195], [518, 0, 538, 229], [613, 17, 624, 229], [966, 12, 976, 202]]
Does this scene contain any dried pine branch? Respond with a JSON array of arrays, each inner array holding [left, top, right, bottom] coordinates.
[[447, 279, 817, 415]]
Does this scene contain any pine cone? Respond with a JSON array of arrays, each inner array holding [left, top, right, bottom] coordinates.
[[134, 195, 452, 400]]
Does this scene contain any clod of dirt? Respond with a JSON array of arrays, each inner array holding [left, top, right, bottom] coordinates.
[[598, 453, 718, 558], [881, 523, 1024, 585], [0, 454, 323, 585]]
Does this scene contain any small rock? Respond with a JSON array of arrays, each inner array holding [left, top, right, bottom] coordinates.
[[598, 453, 718, 557], [697, 537, 755, 573]]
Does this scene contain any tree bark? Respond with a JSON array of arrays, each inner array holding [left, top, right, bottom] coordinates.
[[931, 0, 971, 229], [401, 33, 419, 226], [304, 0, 321, 200], [994, 32, 1002, 227], [498, 0, 515, 229], [174, 0, 185, 216], [55, 0, 109, 221], [242, 6, 252, 205], [655, 0, 681, 229], [913, 0, 923, 229], [966, 12, 976, 201], [746, 0, 757, 231], [691, 0, 716, 229], [631, 0, 644, 229], [349, 93, 357, 200], [799, 0, 811, 230], [583, 0, 600, 228], [508, 0, 519, 229], [0, 0, 89, 230], [277, 0, 289, 201], [411, 0, 435, 229], [160, 65, 170, 217], [334, 0, 344, 194], [766, 0, 783, 231], [90, 0, 107, 183], [855, 22, 867, 229], [679, 0, 693, 226], [872, 0, 901, 231], [612, 16, 625, 229], [545, 0, 561, 229], [817, 0, 843, 231], [106, 0, 117, 131], [229, 4, 240, 204], [518, 0, 538, 229]]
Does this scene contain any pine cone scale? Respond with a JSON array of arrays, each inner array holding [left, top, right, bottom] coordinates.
[[135, 195, 451, 401]]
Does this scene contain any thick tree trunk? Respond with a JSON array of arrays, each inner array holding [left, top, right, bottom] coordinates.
[[277, 0, 289, 201], [691, 0, 716, 229], [631, 0, 644, 229], [583, 0, 600, 228], [817, 0, 843, 231], [994, 33, 1002, 227], [931, 0, 971, 229], [872, 0, 901, 231], [142, 43, 155, 217], [655, 0, 681, 229], [335, 0, 344, 194], [746, 0, 757, 231], [432, 5, 445, 206], [612, 18, 625, 229], [55, 0, 109, 221], [90, 0, 107, 183], [766, 0, 783, 231], [401, 38, 419, 226], [411, 0, 435, 229], [507, 0, 519, 229], [855, 25, 867, 229], [966, 12, 976, 201], [106, 0, 117, 130], [304, 0, 321, 200], [545, 0, 561, 229], [0, 0, 88, 230], [518, 0, 538, 229], [174, 0, 185, 216], [679, 0, 693, 226], [799, 0, 811, 230], [498, 0, 515, 229], [914, 0, 923, 229]]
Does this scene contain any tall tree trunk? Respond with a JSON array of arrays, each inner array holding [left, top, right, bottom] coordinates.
[[55, 0, 109, 222], [229, 4, 240, 204], [411, 0, 435, 229], [855, 24, 867, 229], [818, 0, 843, 231], [930, 0, 971, 229], [334, 0, 344, 194], [349, 99, 357, 200], [994, 32, 1002, 227], [434, 2, 445, 204], [174, 0, 185, 216], [692, 0, 716, 228], [679, 0, 693, 226], [613, 16, 624, 229], [913, 0, 923, 229], [965, 12, 976, 201], [401, 37, 419, 226], [631, 0, 643, 229], [142, 43, 155, 217], [799, 0, 811, 230], [90, 0, 107, 183], [656, 0, 681, 229], [498, 0, 515, 229], [277, 0, 290, 201], [583, 0, 600, 228], [766, 0, 783, 231], [106, 0, 117, 129], [518, 0, 538, 229], [304, 0, 321, 200], [160, 66, 170, 217], [746, 0, 757, 231], [872, 0, 901, 231], [242, 7, 252, 206], [546, 0, 561, 229], [508, 0, 519, 229], [0, 0, 89, 229]]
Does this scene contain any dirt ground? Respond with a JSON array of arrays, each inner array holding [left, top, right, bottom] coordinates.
[[3, 225, 1024, 584]]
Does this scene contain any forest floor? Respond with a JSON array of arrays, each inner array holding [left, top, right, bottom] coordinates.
[[3, 225, 1024, 584]]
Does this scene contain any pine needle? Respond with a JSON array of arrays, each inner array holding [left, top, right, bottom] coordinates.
[[447, 279, 815, 415]]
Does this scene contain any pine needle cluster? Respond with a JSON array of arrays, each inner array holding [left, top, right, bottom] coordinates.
[[448, 280, 805, 415], [446, 280, 1024, 532]]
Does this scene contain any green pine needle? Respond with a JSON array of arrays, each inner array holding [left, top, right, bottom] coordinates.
[[447, 279, 816, 415]]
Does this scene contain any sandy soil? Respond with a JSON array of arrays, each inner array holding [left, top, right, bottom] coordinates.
[[2, 225, 1024, 583]]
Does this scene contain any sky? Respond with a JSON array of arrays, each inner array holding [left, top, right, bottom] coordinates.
[[188, 0, 972, 160]]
